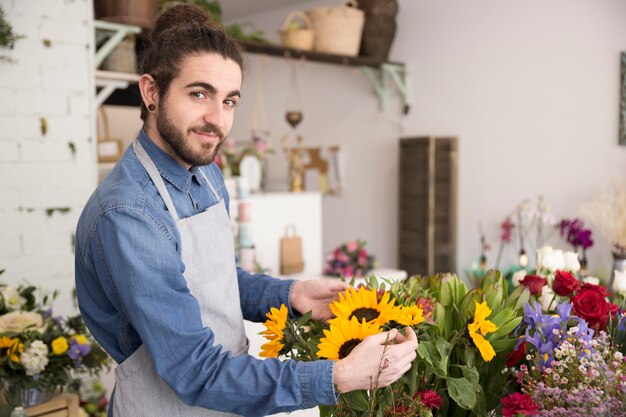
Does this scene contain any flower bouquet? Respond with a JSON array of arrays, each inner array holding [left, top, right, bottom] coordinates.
[[260, 271, 529, 416], [323, 240, 376, 278], [0, 270, 110, 408], [501, 300, 626, 416]]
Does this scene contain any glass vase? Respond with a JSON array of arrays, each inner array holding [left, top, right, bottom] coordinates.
[[608, 249, 626, 292], [3, 383, 52, 409]]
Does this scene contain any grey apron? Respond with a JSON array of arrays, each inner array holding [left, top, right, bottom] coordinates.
[[113, 140, 248, 417]]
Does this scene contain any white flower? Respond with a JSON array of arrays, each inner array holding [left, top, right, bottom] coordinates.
[[583, 276, 600, 285], [613, 268, 626, 295], [563, 251, 581, 273], [512, 269, 527, 287], [536, 246, 553, 270], [539, 286, 555, 311], [537, 246, 566, 271], [1, 286, 25, 311], [0, 311, 45, 333], [21, 340, 49, 376]]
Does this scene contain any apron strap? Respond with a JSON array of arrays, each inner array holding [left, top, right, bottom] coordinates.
[[196, 168, 221, 201], [132, 140, 180, 221]]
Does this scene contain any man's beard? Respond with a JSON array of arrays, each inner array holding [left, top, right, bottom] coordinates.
[[156, 104, 225, 167]]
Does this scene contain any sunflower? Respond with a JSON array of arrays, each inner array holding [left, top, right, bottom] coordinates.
[[329, 286, 398, 326], [396, 305, 426, 327], [317, 316, 382, 360], [468, 301, 498, 362], [260, 304, 288, 358]]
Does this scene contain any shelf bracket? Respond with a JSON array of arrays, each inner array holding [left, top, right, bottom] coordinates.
[[94, 79, 129, 108], [362, 64, 410, 115], [94, 20, 141, 68]]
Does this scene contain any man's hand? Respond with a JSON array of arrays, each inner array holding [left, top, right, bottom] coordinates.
[[334, 327, 418, 393], [290, 279, 350, 322]]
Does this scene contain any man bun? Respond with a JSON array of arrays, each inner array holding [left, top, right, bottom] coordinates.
[[150, 3, 221, 44]]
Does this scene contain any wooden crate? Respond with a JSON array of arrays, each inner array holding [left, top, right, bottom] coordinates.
[[399, 136, 458, 276], [25, 394, 79, 417]]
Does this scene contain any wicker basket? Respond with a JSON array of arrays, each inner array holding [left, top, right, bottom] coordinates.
[[280, 11, 315, 51], [94, 0, 158, 29], [306, 0, 365, 56], [101, 35, 137, 73]]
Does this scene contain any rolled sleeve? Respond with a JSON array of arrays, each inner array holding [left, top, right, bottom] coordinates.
[[298, 360, 338, 408], [237, 267, 296, 322]]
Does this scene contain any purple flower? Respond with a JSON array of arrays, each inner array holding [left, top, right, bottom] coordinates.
[[68, 339, 91, 367], [559, 218, 594, 250]]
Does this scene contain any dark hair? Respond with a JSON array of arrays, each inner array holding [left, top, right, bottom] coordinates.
[[139, 3, 245, 120]]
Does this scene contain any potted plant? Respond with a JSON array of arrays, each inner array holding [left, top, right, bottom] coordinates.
[[0, 5, 22, 62]]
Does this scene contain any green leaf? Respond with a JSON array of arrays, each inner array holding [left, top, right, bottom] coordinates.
[[514, 287, 531, 312], [440, 280, 452, 307], [490, 337, 518, 353], [447, 377, 476, 410], [490, 316, 522, 340], [485, 282, 504, 314], [436, 338, 453, 359], [454, 365, 479, 386], [343, 390, 370, 412], [418, 340, 447, 377], [489, 308, 514, 328]]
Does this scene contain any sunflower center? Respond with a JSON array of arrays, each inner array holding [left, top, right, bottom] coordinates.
[[349, 308, 380, 323], [338, 339, 362, 359]]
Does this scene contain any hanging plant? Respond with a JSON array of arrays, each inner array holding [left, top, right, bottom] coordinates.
[[0, 5, 23, 62]]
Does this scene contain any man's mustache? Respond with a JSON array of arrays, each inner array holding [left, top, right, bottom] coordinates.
[[190, 124, 224, 141]]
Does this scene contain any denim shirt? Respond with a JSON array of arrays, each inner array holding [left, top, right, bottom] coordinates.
[[75, 129, 336, 416]]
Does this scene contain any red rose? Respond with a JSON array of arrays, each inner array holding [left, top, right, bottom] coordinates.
[[552, 270, 580, 296], [519, 274, 547, 295], [501, 392, 539, 417], [413, 390, 443, 409], [580, 282, 610, 297], [571, 286, 618, 330], [505, 340, 526, 367]]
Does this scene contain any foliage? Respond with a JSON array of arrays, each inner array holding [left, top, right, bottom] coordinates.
[[0, 5, 23, 63], [0, 270, 110, 406], [260, 271, 528, 416], [159, 0, 269, 44]]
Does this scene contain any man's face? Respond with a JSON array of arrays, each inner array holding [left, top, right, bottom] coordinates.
[[154, 53, 242, 168]]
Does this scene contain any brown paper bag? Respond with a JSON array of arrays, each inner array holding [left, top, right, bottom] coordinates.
[[280, 225, 304, 275]]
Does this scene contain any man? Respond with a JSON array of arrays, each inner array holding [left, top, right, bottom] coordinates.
[[75, 5, 417, 417]]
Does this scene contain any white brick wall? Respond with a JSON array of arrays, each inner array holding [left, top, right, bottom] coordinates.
[[0, 0, 96, 317]]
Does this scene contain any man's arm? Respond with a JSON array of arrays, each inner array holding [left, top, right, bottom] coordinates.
[[237, 267, 298, 322], [90, 207, 336, 416]]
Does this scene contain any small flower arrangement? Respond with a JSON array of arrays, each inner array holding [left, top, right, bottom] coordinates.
[[502, 300, 626, 416], [0, 270, 110, 406], [323, 240, 376, 278], [260, 272, 527, 416]]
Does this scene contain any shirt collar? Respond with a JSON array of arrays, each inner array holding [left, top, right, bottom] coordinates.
[[138, 128, 194, 193]]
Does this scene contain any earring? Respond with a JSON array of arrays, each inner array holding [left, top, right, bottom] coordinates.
[[148, 104, 156, 111]]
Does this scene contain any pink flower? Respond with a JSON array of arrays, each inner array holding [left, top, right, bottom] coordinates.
[[346, 241, 358, 252], [501, 393, 538, 417], [413, 390, 443, 409], [335, 250, 350, 264], [358, 255, 368, 266], [343, 266, 354, 277]]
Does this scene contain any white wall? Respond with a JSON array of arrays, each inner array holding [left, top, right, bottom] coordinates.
[[0, 0, 96, 315], [226, 0, 626, 277]]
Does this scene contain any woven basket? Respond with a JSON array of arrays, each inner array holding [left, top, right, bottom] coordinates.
[[280, 11, 315, 51], [94, 0, 158, 29], [101, 35, 137, 73], [306, 0, 365, 56]]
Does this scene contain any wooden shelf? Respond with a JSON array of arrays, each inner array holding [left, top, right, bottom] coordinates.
[[238, 41, 403, 69]]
